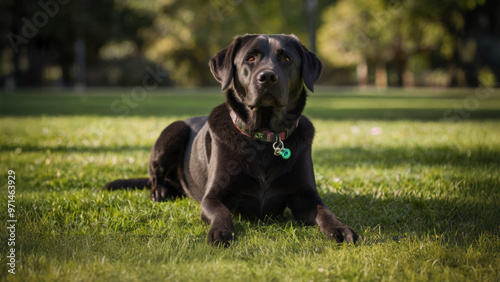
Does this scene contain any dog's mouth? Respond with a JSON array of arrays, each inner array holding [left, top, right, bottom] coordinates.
[[248, 93, 284, 110]]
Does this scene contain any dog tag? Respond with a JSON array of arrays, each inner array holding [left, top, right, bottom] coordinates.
[[281, 148, 291, 159], [273, 136, 290, 159]]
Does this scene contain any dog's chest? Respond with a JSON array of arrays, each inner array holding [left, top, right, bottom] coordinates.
[[246, 151, 287, 187], [235, 155, 291, 218]]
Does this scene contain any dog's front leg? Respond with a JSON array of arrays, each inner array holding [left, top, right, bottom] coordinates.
[[288, 195, 358, 243], [314, 204, 358, 243], [201, 196, 235, 247]]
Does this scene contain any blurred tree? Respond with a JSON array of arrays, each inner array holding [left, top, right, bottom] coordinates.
[[317, 0, 491, 87], [1, 0, 154, 88], [140, 0, 313, 86], [318, 0, 441, 87], [2, 0, 321, 88], [2, 0, 497, 88], [408, 0, 496, 87]]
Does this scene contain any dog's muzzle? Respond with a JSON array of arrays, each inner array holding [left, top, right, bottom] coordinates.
[[257, 70, 278, 84]]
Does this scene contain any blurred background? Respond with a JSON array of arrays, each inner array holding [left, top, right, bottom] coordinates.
[[1, 0, 499, 90]]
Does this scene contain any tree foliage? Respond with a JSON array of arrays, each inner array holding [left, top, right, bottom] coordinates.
[[318, 0, 495, 86], [1, 0, 498, 88], [141, 0, 312, 86]]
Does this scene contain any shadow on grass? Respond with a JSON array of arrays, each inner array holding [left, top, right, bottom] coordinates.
[[320, 191, 500, 246], [1, 93, 499, 121], [305, 108, 500, 121], [0, 94, 222, 118], [0, 144, 152, 153], [313, 145, 500, 168]]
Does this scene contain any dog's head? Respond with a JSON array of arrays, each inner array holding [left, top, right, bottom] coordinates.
[[209, 34, 322, 131]]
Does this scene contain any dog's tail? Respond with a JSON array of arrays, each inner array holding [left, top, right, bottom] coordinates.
[[103, 178, 151, 191]]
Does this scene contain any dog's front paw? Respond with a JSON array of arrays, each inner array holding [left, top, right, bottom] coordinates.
[[207, 227, 235, 247], [150, 186, 169, 202], [325, 225, 359, 244]]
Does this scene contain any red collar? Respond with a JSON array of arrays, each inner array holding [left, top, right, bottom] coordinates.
[[230, 111, 299, 142]]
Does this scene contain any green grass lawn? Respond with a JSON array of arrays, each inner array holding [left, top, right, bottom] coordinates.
[[1, 88, 499, 281]]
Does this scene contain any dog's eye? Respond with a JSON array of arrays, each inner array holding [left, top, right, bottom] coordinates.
[[247, 56, 255, 62], [283, 55, 291, 62]]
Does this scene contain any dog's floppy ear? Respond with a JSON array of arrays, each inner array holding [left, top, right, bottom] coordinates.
[[209, 36, 243, 91], [297, 42, 323, 92]]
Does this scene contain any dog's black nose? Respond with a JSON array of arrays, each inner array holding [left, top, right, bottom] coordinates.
[[257, 71, 278, 84]]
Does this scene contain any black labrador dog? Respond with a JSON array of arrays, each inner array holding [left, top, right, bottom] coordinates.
[[105, 34, 358, 246]]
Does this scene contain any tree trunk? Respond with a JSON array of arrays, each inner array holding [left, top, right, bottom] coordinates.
[[73, 1, 86, 91], [74, 38, 86, 91], [396, 66, 404, 87], [356, 59, 368, 87], [403, 70, 415, 87], [375, 63, 387, 88], [305, 0, 318, 53], [449, 38, 461, 87], [26, 43, 44, 86], [5, 50, 20, 91], [61, 62, 72, 86]]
